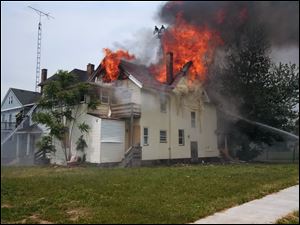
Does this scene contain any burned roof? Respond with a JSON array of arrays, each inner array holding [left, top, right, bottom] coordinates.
[[119, 60, 173, 92], [11, 88, 41, 105], [39, 69, 89, 86]]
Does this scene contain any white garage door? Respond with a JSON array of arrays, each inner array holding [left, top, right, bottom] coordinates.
[[100, 119, 125, 163]]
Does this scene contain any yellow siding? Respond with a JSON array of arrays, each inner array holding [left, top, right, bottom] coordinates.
[[140, 88, 219, 160]]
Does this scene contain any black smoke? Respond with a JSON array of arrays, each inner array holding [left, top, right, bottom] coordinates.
[[158, 1, 299, 47]]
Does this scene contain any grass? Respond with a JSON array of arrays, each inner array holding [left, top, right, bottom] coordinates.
[[276, 211, 299, 224], [1, 164, 299, 224]]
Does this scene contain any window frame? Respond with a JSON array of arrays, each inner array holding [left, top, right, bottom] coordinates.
[[143, 127, 149, 146], [178, 129, 185, 146], [191, 111, 196, 128], [160, 130, 167, 143], [100, 89, 109, 104], [160, 96, 167, 113]]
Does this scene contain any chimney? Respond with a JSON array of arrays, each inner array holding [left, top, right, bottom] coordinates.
[[40, 69, 47, 94], [87, 63, 95, 77], [41, 69, 47, 83], [166, 52, 173, 85]]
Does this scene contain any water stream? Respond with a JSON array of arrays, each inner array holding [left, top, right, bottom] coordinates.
[[222, 110, 299, 140]]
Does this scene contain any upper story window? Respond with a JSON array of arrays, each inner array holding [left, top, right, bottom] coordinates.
[[160, 95, 167, 113], [2, 114, 5, 122], [100, 89, 109, 104], [191, 111, 196, 128], [8, 96, 13, 104]]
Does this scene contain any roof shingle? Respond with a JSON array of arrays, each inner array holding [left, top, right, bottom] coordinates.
[[11, 88, 41, 105]]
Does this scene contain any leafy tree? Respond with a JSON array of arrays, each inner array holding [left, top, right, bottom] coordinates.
[[33, 70, 100, 162], [211, 24, 299, 161], [75, 122, 90, 162]]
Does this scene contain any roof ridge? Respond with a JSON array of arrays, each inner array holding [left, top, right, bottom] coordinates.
[[11, 88, 40, 94]]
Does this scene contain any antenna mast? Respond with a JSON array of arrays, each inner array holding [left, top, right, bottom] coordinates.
[[28, 6, 54, 92]]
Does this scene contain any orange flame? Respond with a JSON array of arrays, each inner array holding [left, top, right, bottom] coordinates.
[[152, 13, 223, 83], [101, 48, 135, 82]]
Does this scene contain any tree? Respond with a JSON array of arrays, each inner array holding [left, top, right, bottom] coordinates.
[[36, 135, 56, 163], [33, 70, 100, 162], [211, 23, 299, 161], [75, 122, 90, 162]]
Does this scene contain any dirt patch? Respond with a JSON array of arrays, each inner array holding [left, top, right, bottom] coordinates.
[[67, 208, 90, 222], [28, 214, 53, 224], [10, 214, 54, 224], [1, 204, 13, 209]]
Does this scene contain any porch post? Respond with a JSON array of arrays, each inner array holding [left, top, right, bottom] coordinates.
[[130, 103, 133, 147], [16, 134, 20, 161], [26, 133, 30, 155]]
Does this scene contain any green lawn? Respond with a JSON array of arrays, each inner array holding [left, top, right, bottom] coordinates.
[[276, 211, 299, 224], [1, 164, 299, 224]]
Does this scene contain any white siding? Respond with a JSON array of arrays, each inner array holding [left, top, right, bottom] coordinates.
[[50, 105, 102, 164], [70, 105, 101, 163], [199, 103, 219, 157], [84, 114, 101, 163], [1, 89, 22, 111]]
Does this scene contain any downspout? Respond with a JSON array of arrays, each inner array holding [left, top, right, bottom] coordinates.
[[130, 103, 134, 147], [168, 94, 171, 165]]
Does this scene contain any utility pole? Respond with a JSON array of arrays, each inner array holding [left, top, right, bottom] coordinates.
[[28, 6, 54, 92]]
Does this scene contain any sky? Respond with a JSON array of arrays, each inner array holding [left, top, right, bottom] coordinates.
[[1, 1, 165, 101], [1, 1, 299, 102]]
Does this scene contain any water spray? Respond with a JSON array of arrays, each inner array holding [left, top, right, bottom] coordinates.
[[222, 109, 299, 140]]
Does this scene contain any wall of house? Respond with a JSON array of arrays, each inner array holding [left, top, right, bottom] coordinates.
[[50, 104, 101, 164], [1, 90, 23, 124], [113, 79, 141, 104], [69, 104, 101, 163], [1, 109, 19, 123], [139, 88, 219, 161], [198, 103, 219, 157], [1, 90, 22, 111]]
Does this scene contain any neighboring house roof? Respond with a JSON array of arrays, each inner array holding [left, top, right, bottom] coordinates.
[[10, 88, 40, 105], [39, 69, 89, 86]]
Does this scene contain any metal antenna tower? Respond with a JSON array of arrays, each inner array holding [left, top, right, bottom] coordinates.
[[28, 6, 54, 92]]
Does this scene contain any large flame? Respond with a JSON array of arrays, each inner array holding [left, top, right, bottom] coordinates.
[[101, 48, 135, 82], [152, 13, 223, 83]]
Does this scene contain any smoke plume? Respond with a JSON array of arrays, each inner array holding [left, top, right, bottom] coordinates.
[[158, 1, 299, 47]]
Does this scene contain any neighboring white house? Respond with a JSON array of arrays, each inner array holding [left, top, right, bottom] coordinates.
[[1, 88, 42, 165], [41, 56, 220, 166]]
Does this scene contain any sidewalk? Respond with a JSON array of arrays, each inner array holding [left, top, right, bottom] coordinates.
[[193, 185, 299, 224]]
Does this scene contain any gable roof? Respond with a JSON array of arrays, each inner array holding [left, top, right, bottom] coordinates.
[[39, 69, 89, 86], [119, 60, 173, 92], [10, 88, 41, 105]]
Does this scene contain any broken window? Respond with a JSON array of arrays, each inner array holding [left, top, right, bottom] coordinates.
[[143, 127, 149, 145], [178, 129, 185, 145], [80, 94, 85, 102], [160, 130, 167, 143]]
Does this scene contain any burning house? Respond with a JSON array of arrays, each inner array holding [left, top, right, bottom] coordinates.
[[46, 57, 219, 166], [43, 12, 224, 166]]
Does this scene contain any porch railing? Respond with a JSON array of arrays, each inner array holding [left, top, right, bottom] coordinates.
[[1, 122, 16, 130]]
